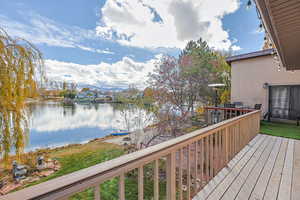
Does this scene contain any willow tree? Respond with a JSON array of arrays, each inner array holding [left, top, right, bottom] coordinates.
[[0, 28, 44, 164]]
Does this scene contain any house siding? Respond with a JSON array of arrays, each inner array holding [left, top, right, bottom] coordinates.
[[231, 55, 300, 115]]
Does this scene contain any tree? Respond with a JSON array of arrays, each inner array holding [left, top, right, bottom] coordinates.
[[143, 87, 154, 99], [148, 56, 190, 138], [180, 39, 232, 108], [0, 28, 44, 164], [147, 38, 231, 143], [81, 87, 90, 93], [179, 39, 222, 109]]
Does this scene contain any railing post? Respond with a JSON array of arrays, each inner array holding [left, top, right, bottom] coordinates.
[[257, 112, 261, 135], [166, 152, 176, 200]]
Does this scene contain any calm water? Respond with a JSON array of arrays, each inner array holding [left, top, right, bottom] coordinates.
[[25, 102, 155, 152]]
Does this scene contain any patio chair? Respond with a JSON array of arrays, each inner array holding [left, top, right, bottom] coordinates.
[[223, 103, 236, 119], [233, 102, 243, 108], [254, 104, 262, 110], [224, 103, 236, 108]]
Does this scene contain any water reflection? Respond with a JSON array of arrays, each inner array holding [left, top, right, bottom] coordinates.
[[26, 102, 155, 151]]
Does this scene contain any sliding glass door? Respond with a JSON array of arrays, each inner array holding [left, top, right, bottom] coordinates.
[[269, 85, 300, 120], [269, 86, 290, 119], [290, 86, 300, 120]]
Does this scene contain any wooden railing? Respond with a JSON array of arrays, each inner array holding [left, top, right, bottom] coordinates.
[[204, 106, 255, 125], [1, 110, 261, 200]]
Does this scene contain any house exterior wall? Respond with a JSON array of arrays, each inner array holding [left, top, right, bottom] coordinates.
[[231, 55, 300, 115]]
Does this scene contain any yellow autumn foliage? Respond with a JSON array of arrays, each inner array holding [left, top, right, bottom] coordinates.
[[0, 28, 44, 165], [220, 90, 230, 104]]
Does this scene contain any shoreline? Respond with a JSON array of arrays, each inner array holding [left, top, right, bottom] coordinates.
[[25, 134, 123, 154], [0, 138, 124, 195], [0, 134, 123, 165]]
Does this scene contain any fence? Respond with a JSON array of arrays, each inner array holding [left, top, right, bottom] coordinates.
[[1, 110, 261, 200]]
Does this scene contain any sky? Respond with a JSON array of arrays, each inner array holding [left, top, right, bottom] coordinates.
[[0, 0, 264, 90]]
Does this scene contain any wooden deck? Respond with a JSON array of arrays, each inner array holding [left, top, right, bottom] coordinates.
[[193, 134, 300, 200]]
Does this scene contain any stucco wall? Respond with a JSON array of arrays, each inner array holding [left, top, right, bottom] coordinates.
[[231, 55, 300, 115]]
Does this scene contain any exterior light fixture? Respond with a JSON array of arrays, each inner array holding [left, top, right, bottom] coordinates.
[[263, 82, 269, 89], [208, 83, 226, 124], [246, 0, 252, 9], [258, 23, 264, 32], [208, 83, 225, 88], [208, 83, 226, 107]]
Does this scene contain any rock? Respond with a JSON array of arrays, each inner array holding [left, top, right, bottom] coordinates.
[[53, 165, 61, 171], [27, 177, 40, 183], [0, 182, 22, 195], [0, 180, 4, 189], [38, 170, 55, 177]]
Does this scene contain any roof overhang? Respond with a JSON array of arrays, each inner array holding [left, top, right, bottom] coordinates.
[[255, 0, 300, 70], [226, 49, 273, 64]]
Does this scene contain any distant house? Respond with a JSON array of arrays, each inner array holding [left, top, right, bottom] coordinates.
[[76, 91, 95, 99], [227, 49, 300, 120]]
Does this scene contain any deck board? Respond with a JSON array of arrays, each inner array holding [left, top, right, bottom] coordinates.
[[249, 137, 283, 200], [220, 136, 275, 200], [193, 134, 298, 200], [235, 137, 282, 200], [204, 135, 269, 200], [292, 140, 300, 200], [263, 138, 288, 200], [277, 139, 294, 200], [193, 135, 263, 200]]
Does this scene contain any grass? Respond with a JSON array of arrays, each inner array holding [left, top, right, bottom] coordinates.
[[70, 161, 167, 200], [260, 120, 300, 140], [26, 141, 124, 187], [4, 139, 167, 200]]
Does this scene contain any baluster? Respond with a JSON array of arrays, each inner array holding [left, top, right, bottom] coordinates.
[[154, 159, 159, 200], [210, 134, 214, 178], [200, 139, 204, 189], [216, 131, 220, 173], [119, 173, 125, 200], [194, 141, 198, 192], [220, 130, 223, 170], [238, 121, 241, 151], [178, 149, 183, 200], [222, 129, 226, 168], [225, 127, 229, 164], [138, 166, 144, 200], [166, 152, 176, 200], [233, 125, 236, 156], [187, 145, 191, 199], [94, 185, 100, 200], [205, 137, 209, 184]]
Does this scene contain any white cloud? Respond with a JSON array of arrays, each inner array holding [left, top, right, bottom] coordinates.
[[231, 45, 242, 51], [96, 0, 240, 50], [0, 13, 114, 55], [44, 55, 161, 89]]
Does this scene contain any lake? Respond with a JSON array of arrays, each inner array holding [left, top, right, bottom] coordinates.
[[25, 102, 155, 152]]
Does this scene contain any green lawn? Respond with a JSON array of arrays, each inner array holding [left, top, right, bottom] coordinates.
[[260, 120, 300, 140], [12, 140, 166, 200]]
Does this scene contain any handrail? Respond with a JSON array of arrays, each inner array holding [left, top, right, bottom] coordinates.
[[1, 110, 261, 200], [204, 106, 255, 112]]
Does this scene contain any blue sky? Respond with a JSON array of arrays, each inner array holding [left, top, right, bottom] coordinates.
[[0, 0, 264, 89]]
